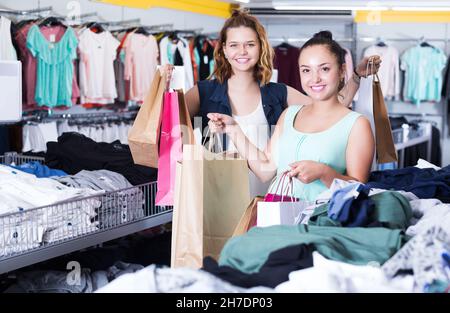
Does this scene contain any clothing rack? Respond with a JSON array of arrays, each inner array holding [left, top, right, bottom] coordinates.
[[270, 37, 354, 43], [111, 23, 174, 33], [0, 6, 52, 16], [359, 37, 448, 43], [22, 111, 137, 123], [94, 18, 141, 27], [78, 12, 98, 19], [145, 23, 174, 32], [173, 28, 204, 35]]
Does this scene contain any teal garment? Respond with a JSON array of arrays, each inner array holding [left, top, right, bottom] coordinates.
[[26, 25, 78, 107], [194, 48, 200, 79], [401, 46, 447, 106], [308, 191, 413, 230], [167, 41, 174, 64], [273, 105, 361, 201], [219, 224, 407, 274]]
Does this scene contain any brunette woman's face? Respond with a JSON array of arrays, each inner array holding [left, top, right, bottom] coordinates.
[[299, 44, 345, 102], [223, 26, 260, 73]]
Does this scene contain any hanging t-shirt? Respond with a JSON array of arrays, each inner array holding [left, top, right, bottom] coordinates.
[[364, 45, 400, 100], [26, 25, 78, 107], [0, 16, 17, 60], [274, 43, 302, 92], [18, 23, 80, 109], [124, 33, 159, 102], [78, 29, 120, 104], [159, 35, 194, 90], [401, 46, 447, 105], [194, 36, 215, 81]]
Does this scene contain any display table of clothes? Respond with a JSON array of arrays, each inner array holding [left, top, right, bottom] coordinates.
[[93, 164, 450, 293], [2, 153, 449, 292]]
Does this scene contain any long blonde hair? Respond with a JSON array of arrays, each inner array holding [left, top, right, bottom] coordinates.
[[212, 9, 273, 85]]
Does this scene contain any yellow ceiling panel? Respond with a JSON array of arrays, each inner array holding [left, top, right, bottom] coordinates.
[[355, 10, 450, 23], [95, 0, 235, 18]]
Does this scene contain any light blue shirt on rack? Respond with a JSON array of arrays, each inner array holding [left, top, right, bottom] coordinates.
[[401, 45, 447, 106]]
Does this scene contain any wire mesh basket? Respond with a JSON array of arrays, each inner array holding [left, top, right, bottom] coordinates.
[[0, 152, 170, 270]]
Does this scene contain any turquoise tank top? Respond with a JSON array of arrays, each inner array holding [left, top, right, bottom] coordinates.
[[273, 105, 362, 202]]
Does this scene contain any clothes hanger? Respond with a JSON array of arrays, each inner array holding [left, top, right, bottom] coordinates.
[[419, 36, 434, 48], [277, 37, 292, 49], [87, 21, 105, 33], [375, 37, 387, 47], [134, 26, 150, 35], [38, 16, 66, 28]]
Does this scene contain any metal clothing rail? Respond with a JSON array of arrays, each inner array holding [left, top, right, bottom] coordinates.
[[21, 111, 138, 122], [359, 37, 449, 43], [99, 18, 141, 26], [270, 37, 354, 43], [0, 6, 52, 16]]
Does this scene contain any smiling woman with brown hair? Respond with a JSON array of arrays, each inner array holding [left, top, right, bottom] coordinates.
[[207, 30, 375, 202]]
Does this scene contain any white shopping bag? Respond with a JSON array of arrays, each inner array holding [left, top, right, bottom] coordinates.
[[257, 200, 312, 227], [354, 76, 377, 170], [256, 172, 312, 227]]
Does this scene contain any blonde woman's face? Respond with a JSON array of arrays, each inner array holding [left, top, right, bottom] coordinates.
[[223, 26, 260, 73], [299, 45, 345, 101]]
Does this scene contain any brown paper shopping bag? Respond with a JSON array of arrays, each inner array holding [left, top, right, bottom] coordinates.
[[373, 74, 398, 164], [171, 143, 250, 268], [128, 70, 166, 168], [232, 196, 263, 237]]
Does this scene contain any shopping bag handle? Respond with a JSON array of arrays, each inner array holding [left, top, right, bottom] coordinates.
[[267, 171, 296, 201], [365, 56, 380, 82], [202, 128, 224, 153], [165, 65, 174, 92]]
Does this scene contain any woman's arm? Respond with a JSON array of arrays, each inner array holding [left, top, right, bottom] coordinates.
[[207, 111, 287, 182], [288, 116, 374, 187], [185, 85, 200, 119], [339, 56, 382, 107]]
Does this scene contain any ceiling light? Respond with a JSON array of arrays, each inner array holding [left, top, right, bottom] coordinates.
[[273, 6, 389, 11]]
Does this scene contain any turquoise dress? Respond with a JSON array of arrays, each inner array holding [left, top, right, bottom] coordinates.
[[26, 25, 78, 107], [273, 105, 362, 201]]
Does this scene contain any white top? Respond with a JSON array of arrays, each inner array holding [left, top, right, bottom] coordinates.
[[228, 101, 271, 198], [364, 45, 400, 100], [78, 29, 120, 104], [0, 16, 17, 61], [159, 36, 194, 91]]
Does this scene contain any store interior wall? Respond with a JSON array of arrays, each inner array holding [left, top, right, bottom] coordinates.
[[1, 0, 449, 166]]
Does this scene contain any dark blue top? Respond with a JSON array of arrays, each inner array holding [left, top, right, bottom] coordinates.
[[197, 79, 288, 131]]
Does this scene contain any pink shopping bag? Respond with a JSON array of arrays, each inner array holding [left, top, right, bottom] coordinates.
[[264, 172, 299, 202], [155, 90, 194, 206]]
